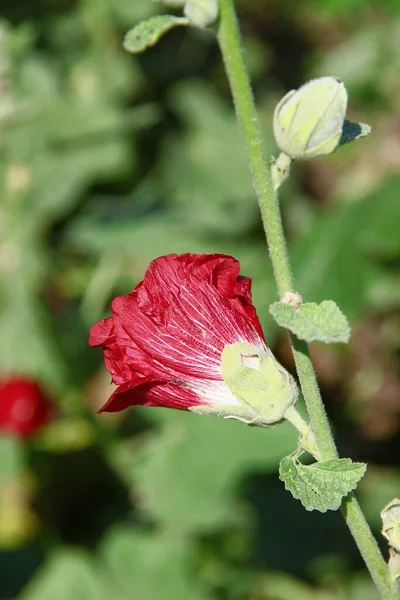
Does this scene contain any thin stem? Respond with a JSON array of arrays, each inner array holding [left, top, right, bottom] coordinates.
[[292, 339, 337, 460], [217, 1, 397, 598], [283, 405, 320, 460], [342, 494, 397, 597], [217, 0, 291, 298]]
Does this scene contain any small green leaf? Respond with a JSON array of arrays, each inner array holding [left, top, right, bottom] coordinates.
[[269, 299, 351, 343], [279, 455, 367, 512], [123, 16, 189, 54], [184, 0, 219, 27]]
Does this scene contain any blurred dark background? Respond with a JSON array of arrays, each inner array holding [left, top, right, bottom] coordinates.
[[0, 0, 399, 598]]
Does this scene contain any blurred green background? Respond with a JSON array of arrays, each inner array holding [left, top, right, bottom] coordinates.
[[0, 0, 399, 598]]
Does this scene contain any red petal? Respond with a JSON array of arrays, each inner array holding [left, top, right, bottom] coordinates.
[[99, 379, 202, 413], [139, 254, 241, 312], [139, 254, 265, 340], [89, 317, 114, 347], [117, 279, 262, 381]]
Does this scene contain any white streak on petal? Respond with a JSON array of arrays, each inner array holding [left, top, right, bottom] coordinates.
[[187, 380, 243, 407]]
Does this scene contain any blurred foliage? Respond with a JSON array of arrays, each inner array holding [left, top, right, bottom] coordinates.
[[0, 0, 399, 598]]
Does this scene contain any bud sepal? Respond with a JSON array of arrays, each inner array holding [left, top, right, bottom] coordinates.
[[217, 342, 298, 426]]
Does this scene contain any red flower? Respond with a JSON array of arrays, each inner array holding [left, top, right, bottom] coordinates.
[[0, 377, 53, 438], [89, 253, 271, 418]]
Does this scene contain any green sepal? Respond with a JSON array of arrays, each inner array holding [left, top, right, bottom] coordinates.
[[189, 404, 281, 427], [221, 342, 298, 426]]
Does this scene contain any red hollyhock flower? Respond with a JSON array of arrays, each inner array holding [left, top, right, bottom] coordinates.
[[0, 377, 53, 438], [90, 253, 296, 424]]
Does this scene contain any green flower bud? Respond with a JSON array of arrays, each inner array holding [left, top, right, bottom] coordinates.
[[273, 77, 348, 159], [184, 0, 218, 28], [220, 342, 298, 426], [381, 498, 400, 552]]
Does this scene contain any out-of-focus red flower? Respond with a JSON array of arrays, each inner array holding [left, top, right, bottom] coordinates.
[[89, 253, 269, 415], [0, 377, 53, 438]]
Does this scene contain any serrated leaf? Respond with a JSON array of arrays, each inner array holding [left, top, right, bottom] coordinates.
[[123, 16, 189, 54], [279, 456, 367, 512], [270, 300, 350, 343]]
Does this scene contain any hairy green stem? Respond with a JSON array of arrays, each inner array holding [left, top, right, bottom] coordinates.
[[217, 1, 396, 597], [217, 8, 291, 296], [292, 339, 337, 460], [342, 494, 396, 596]]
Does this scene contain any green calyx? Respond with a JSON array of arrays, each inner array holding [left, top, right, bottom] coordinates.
[[221, 342, 298, 426]]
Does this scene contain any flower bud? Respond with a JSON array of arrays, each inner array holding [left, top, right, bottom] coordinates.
[[273, 77, 347, 159], [184, 0, 218, 28], [221, 342, 298, 426], [381, 498, 400, 552]]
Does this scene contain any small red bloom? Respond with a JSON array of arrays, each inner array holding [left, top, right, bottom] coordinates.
[[89, 253, 268, 415], [0, 377, 53, 438]]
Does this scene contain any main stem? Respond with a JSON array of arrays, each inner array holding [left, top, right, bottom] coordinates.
[[217, 1, 396, 598]]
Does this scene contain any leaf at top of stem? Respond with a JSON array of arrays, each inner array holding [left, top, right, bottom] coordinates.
[[123, 16, 189, 54], [270, 299, 351, 344]]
